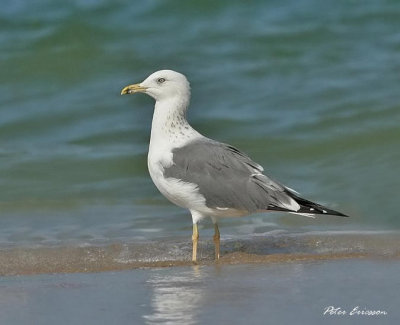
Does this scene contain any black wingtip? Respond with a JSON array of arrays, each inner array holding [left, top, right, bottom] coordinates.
[[297, 205, 350, 217], [325, 209, 350, 218], [285, 189, 350, 217]]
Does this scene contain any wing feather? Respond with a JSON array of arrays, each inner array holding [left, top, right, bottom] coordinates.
[[163, 139, 299, 213]]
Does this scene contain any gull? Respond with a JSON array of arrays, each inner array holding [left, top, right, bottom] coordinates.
[[121, 70, 348, 262]]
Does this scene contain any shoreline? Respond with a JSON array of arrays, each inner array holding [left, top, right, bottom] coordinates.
[[1, 231, 399, 276], [0, 246, 379, 277]]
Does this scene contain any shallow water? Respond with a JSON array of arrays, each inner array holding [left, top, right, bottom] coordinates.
[[0, 259, 398, 325], [0, 230, 398, 276], [1, 1, 400, 246]]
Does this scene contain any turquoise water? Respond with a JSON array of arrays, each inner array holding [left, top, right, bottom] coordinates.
[[1, 0, 400, 246]]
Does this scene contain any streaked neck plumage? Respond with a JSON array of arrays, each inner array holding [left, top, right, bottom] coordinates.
[[149, 94, 201, 152]]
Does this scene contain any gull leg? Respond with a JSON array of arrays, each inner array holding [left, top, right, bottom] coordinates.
[[213, 223, 220, 260], [192, 223, 199, 263]]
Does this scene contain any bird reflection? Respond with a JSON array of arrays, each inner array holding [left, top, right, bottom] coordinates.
[[143, 265, 204, 325]]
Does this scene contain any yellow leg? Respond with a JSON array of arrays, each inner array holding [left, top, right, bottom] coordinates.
[[213, 223, 220, 260], [192, 223, 199, 262]]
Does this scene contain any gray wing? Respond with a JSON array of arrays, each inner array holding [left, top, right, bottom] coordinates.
[[163, 139, 299, 213]]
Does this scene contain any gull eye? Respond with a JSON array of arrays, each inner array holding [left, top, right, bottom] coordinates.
[[157, 78, 166, 84]]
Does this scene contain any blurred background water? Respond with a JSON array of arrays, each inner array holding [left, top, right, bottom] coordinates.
[[0, 0, 399, 247]]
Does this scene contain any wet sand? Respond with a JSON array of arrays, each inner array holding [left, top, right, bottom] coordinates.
[[0, 231, 399, 276], [1, 232, 399, 324], [1, 259, 398, 325], [0, 246, 371, 276]]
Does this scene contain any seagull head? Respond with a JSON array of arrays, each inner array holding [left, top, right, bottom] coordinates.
[[121, 70, 191, 102]]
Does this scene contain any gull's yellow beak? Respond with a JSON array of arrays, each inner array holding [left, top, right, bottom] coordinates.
[[120, 83, 147, 95]]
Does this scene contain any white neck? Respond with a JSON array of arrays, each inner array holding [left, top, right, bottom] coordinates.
[[149, 95, 201, 152]]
